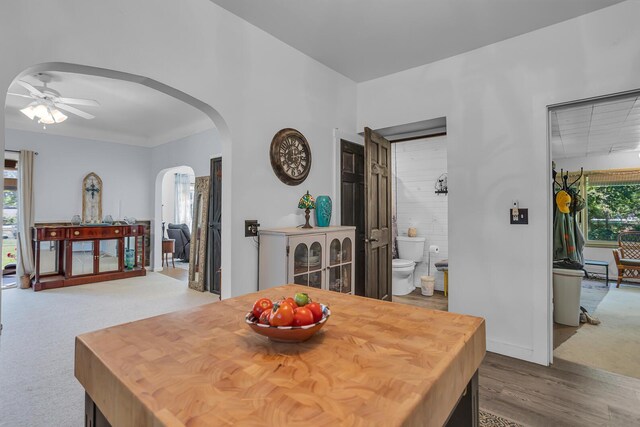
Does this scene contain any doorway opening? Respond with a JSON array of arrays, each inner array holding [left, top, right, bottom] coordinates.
[[157, 165, 195, 283], [549, 90, 640, 379], [339, 119, 448, 310], [390, 134, 449, 311]]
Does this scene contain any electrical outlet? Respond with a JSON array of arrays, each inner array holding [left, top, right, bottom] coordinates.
[[510, 208, 528, 225], [245, 220, 260, 237]]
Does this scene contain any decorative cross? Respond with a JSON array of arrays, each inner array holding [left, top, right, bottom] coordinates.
[[85, 182, 100, 199]]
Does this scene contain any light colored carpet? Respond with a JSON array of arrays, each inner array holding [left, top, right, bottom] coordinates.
[[554, 285, 640, 379], [0, 273, 218, 427]]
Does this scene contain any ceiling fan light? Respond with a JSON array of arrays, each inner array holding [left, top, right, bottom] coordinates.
[[32, 103, 49, 119], [20, 105, 36, 120], [51, 108, 67, 123], [38, 115, 55, 125]]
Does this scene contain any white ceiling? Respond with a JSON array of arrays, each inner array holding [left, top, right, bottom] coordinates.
[[210, 0, 623, 82], [551, 94, 640, 159], [5, 71, 213, 147]]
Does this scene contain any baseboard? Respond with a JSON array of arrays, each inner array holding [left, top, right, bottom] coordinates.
[[486, 338, 547, 365], [153, 267, 164, 272]]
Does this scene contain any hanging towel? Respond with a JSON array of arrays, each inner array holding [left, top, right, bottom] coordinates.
[[553, 205, 585, 269]]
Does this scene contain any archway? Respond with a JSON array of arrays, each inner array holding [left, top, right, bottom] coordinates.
[[3, 62, 232, 297]]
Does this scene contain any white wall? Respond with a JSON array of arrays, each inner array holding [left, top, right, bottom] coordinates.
[[5, 128, 152, 223], [161, 166, 195, 226], [0, 0, 357, 301], [357, 1, 640, 364], [555, 150, 640, 280], [392, 136, 448, 291]]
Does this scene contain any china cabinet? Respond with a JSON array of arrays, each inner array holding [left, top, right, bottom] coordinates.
[[31, 224, 146, 291], [258, 226, 355, 294]]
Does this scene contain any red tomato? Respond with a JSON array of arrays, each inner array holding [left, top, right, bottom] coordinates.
[[292, 307, 315, 326], [252, 298, 273, 319], [306, 302, 323, 323], [269, 302, 295, 327], [285, 297, 298, 309], [259, 309, 271, 325]]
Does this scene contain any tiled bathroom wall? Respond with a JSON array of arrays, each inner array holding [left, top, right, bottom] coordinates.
[[392, 135, 448, 291]]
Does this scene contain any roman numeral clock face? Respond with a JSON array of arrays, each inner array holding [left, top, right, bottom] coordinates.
[[270, 128, 312, 185]]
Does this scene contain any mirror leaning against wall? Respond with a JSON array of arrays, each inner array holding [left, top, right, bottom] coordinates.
[[189, 176, 210, 291]]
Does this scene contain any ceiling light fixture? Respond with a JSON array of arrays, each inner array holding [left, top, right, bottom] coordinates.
[[20, 101, 67, 128]]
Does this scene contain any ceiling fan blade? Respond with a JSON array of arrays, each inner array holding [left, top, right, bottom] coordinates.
[[57, 97, 100, 107], [7, 93, 34, 99], [16, 80, 45, 97], [54, 103, 95, 120]]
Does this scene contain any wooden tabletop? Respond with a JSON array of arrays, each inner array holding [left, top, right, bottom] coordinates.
[[75, 285, 485, 427]]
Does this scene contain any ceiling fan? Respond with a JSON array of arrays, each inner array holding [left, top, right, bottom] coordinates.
[[8, 73, 100, 127]]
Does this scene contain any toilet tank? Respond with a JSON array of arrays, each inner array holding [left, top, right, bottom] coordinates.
[[396, 236, 426, 262]]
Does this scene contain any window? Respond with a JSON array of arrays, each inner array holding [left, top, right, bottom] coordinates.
[[3, 157, 18, 271], [581, 169, 640, 245]]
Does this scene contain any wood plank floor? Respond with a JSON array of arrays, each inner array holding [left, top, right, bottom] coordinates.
[[480, 352, 640, 426], [392, 288, 448, 311], [158, 266, 188, 282]]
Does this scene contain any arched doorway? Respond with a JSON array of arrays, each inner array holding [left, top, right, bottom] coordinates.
[[3, 62, 231, 296]]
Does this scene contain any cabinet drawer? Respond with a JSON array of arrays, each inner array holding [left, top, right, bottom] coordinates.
[[70, 226, 124, 240], [33, 227, 66, 241], [124, 225, 142, 236]]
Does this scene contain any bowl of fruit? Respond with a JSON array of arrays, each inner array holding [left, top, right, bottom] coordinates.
[[245, 292, 330, 343]]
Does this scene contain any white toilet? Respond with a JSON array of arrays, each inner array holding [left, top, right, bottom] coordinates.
[[392, 236, 426, 296]]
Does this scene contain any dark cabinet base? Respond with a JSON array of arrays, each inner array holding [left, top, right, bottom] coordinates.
[[85, 393, 111, 427], [33, 268, 146, 291], [83, 370, 479, 427]]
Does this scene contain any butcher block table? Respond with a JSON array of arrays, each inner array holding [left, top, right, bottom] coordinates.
[[75, 285, 485, 427]]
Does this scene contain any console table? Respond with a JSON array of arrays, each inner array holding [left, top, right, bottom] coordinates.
[[32, 224, 146, 291]]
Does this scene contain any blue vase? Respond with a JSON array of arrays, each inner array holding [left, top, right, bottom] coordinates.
[[125, 248, 135, 270], [315, 195, 332, 227]]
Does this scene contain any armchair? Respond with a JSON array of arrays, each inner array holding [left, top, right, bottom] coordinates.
[[613, 231, 640, 287], [166, 223, 191, 262]]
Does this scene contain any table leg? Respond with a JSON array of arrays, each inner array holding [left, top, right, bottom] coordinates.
[[85, 392, 111, 427], [445, 370, 479, 427], [172, 253, 175, 268], [606, 264, 609, 286]]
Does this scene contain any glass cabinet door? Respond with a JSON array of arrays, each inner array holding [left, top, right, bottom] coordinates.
[[325, 233, 355, 294], [71, 241, 94, 276], [38, 241, 59, 275], [290, 237, 324, 289], [98, 239, 120, 272]]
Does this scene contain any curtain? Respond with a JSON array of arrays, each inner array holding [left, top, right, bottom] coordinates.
[[174, 173, 192, 229], [17, 150, 35, 288]]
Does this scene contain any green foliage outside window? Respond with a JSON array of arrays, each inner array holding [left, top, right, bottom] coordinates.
[[3, 190, 17, 208], [586, 183, 640, 242]]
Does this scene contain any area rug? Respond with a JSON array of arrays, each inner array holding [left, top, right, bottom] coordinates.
[[0, 273, 218, 427], [480, 410, 523, 427], [554, 285, 640, 379]]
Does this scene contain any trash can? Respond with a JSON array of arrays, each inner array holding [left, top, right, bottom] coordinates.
[[552, 268, 583, 326], [420, 276, 435, 297]]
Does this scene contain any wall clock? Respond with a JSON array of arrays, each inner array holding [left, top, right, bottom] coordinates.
[[269, 128, 312, 186]]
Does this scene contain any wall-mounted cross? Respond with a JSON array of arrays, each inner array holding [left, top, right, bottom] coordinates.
[[85, 182, 100, 199]]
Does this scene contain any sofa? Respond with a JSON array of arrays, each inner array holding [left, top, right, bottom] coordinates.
[[167, 223, 191, 262]]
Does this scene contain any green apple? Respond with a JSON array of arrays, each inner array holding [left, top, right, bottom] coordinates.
[[294, 292, 310, 307]]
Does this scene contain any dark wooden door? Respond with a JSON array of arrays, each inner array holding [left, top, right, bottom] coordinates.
[[209, 157, 222, 295], [340, 139, 365, 296], [364, 128, 392, 301]]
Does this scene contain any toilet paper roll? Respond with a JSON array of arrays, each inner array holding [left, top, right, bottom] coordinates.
[[429, 245, 439, 253]]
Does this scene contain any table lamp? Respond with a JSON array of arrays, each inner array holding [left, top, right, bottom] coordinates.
[[298, 191, 316, 229]]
